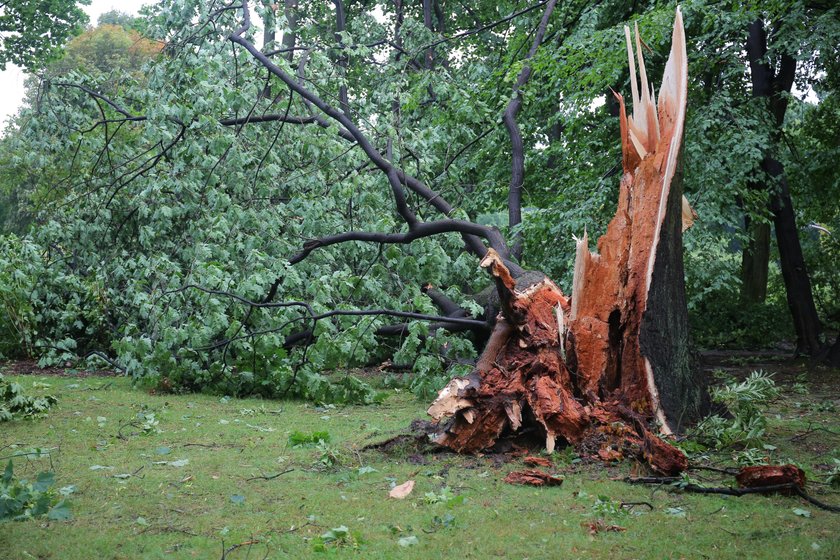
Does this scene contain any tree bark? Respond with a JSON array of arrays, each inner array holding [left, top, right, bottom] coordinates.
[[739, 20, 774, 304], [740, 214, 770, 303], [261, 1, 278, 98], [429, 11, 704, 473], [281, 0, 298, 63]]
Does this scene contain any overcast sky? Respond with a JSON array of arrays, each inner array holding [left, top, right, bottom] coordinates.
[[0, 0, 153, 128]]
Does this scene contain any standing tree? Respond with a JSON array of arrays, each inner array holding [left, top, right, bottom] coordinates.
[[0, 0, 89, 71]]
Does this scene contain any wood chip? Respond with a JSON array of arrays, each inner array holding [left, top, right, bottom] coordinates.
[[504, 469, 563, 487], [388, 480, 415, 499], [523, 456, 552, 467]]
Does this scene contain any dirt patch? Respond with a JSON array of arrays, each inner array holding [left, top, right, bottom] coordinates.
[[1, 359, 118, 378]]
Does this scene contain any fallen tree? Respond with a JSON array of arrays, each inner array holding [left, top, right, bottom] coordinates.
[[428, 9, 706, 473], [16, 2, 708, 468], [223, 5, 708, 473]]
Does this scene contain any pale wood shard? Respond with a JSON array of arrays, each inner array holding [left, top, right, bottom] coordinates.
[[389, 480, 415, 499], [681, 195, 697, 231], [428, 9, 702, 475], [427, 377, 475, 421]]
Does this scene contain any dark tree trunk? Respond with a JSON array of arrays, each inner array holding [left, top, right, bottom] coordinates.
[[740, 215, 770, 303], [745, 19, 824, 355], [504, 0, 558, 262], [261, 2, 277, 98], [765, 157, 823, 355], [281, 0, 298, 63], [828, 334, 840, 367], [422, 0, 435, 69], [740, 20, 775, 304]]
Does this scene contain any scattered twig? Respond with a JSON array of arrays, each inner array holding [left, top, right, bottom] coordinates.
[[221, 539, 262, 560], [790, 424, 840, 442], [689, 464, 740, 476], [620, 501, 654, 511], [624, 477, 840, 513], [245, 468, 294, 481], [88, 381, 114, 391]]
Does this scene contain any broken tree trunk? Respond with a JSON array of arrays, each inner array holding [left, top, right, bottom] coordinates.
[[428, 9, 706, 475]]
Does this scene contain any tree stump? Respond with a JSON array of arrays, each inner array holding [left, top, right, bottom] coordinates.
[[428, 9, 706, 475]]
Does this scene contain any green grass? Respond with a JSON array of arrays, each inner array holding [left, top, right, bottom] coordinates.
[[1, 371, 839, 559]]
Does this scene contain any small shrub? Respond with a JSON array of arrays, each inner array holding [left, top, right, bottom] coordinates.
[[689, 370, 779, 449]]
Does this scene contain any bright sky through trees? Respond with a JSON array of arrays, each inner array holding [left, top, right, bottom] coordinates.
[[0, 0, 151, 128]]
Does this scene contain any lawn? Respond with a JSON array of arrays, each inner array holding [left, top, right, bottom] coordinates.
[[1, 359, 839, 559]]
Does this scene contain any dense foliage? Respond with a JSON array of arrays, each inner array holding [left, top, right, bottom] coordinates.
[[0, 0, 90, 71], [0, 1, 837, 401]]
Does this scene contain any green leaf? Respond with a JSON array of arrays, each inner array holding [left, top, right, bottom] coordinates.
[[47, 500, 72, 521], [33, 471, 55, 493], [398, 536, 419, 547]]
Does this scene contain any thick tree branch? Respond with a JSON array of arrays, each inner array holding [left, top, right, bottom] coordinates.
[[229, 0, 522, 278], [503, 0, 558, 261], [624, 478, 840, 513], [288, 219, 509, 265]]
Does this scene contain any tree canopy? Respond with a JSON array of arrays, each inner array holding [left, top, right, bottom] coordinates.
[[0, 0, 90, 71]]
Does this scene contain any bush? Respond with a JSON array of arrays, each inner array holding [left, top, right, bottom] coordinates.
[[689, 370, 779, 450], [0, 234, 109, 364]]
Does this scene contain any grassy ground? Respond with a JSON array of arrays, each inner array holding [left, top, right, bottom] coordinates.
[[1, 359, 839, 559]]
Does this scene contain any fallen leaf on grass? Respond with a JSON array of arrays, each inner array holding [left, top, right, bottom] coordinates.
[[389, 480, 415, 499], [398, 535, 419, 547], [504, 469, 563, 487], [47, 501, 72, 521], [583, 520, 626, 535], [152, 459, 189, 467]]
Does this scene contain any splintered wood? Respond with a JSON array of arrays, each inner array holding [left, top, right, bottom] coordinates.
[[736, 465, 806, 494], [429, 9, 699, 476], [504, 469, 564, 487]]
